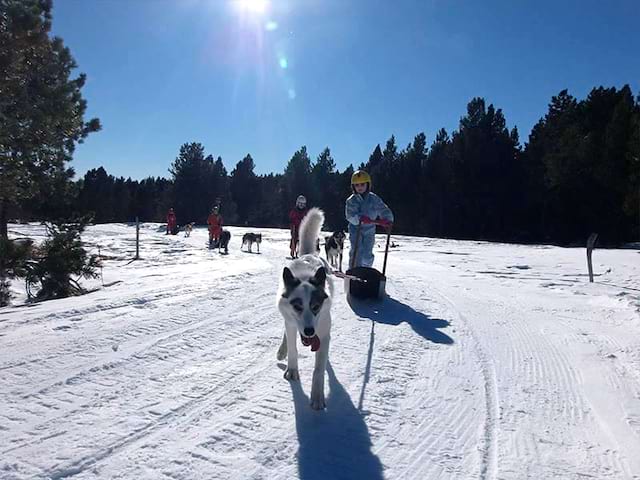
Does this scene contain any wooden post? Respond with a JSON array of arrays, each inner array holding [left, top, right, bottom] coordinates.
[[586, 232, 598, 283], [98, 245, 104, 286], [135, 217, 140, 260]]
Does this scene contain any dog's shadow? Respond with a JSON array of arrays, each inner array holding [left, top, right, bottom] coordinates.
[[348, 296, 454, 345], [289, 362, 384, 480]]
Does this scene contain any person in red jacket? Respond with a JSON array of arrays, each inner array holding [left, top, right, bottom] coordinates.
[[288, 195, 308, 258], [207, 205, 223, 247], [166, 208, 177, 235]]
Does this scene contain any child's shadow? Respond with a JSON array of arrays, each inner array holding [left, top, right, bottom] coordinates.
[[289, 362, 384, 480], [348, 296, 454, 345]]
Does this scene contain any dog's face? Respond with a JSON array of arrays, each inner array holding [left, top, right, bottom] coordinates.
[[281, 266, 328, 338], [255, 234, 262, 244], [334, 231, 346, 247]]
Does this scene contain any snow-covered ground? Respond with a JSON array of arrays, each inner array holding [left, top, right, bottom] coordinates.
[[2, 222, 639, 480]]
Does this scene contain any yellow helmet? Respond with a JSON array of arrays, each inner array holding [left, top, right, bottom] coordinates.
[[351, 170, 371, 185]]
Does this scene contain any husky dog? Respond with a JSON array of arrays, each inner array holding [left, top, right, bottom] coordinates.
[[277, 208, 334, 410], [242, 232, 262, 253], [184, 223, 194, 237], [324, 230, 346, 271], [217, 230, 231, 254]]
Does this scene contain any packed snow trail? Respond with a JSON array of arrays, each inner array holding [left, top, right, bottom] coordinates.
[[1, 223, 639, 479]]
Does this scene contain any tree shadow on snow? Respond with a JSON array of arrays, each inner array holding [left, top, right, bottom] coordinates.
[[290, 362, 384, 480], [348, 296, 454, 346]]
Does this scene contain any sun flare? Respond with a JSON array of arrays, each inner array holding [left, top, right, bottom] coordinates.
[[236, 0, 268, 15]]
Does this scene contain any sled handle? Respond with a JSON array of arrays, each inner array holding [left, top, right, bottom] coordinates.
[[382, 226, 392, 276]]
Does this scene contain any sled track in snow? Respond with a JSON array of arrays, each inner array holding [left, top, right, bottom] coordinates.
[[426, 276, 636, 479], [42, 357, 280, 480], [1, 273, 260, 397], [335, 274, 493, 479], [425, 286, 499, 480], [2, 274, 288, 478]]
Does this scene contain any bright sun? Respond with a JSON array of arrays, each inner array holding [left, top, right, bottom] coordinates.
[[236, 0, 268, 14]]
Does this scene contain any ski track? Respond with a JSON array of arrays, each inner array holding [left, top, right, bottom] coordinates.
[[1, 224, 639, 479], [420, 257, 639, 479]]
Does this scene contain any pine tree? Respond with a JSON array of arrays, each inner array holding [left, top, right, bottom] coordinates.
[[213, 157, 238, 224], [77, 167, 116, 223], [230, 154, 258, 224], [169, 143, 218, 224], [25, 219, 100, 300], [449, 98, 520, 239], [0, 0, 100, 304], [424, 128, 453, 236], [311, 148, 343, 230], [364, 144, 384, 173], [0, 237, 32, 306], [524, 87, 638, 243], [0, 0, 100, 239], [396, 133, 427, 233], [283, 146, 312, 212]]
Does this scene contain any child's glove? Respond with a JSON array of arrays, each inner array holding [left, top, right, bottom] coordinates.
[[360, 215, 374, 224]]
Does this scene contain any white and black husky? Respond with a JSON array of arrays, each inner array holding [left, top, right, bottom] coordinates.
[[277, 208, 334, 410], [324, 230, 346, 271]]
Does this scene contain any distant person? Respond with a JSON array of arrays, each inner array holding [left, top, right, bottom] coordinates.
[[166, 208, 177, 235], [207, 205, 223, 247], [345, 170, 393, 268], [288, 195, 309, 258]]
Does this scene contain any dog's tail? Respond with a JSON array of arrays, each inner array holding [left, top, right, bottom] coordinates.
[[299, 208, 324, 256]]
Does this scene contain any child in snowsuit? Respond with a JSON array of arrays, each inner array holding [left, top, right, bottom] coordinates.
[[166, 208, 177, 235], [345, 170, 393, 268], [288, 195, 308, 258], [207, 206, 223, 247]]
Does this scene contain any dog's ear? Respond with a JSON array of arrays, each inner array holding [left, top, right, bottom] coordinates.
[[309, 267, 326, 287], [282, 267, 300, 297]]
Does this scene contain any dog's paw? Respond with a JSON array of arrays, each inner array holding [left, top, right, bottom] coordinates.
[[284, 368, 299, 381], [310, 392, 326, 410]]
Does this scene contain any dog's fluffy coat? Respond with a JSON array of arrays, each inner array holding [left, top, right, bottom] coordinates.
[[242, 233, 262, 253], [277, 208, 334, 410], [324, 231, 346, 271], [218, 229, 231, 254]]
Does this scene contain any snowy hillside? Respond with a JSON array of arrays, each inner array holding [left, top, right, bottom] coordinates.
[[1, 223, 640, 479]]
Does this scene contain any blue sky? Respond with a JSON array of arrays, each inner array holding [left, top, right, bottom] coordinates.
[[52, 0, 640, 180]]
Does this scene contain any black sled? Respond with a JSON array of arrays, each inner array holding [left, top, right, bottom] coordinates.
[[344, 223, 391, 300]]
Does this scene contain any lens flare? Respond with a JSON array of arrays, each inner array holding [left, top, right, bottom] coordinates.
[[236, 0, 268, 14]]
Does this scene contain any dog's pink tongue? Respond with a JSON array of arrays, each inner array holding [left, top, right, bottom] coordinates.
[[300, 334, 321, 352]]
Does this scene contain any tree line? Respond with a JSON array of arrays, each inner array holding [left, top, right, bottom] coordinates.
[[18, 86, 637, 246]]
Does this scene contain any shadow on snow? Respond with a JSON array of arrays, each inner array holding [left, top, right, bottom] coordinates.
[[289, 362, 384, 480]]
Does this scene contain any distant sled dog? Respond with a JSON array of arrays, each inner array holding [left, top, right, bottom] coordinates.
[[242, 232, 262, 253], [184, 223, 194, 237], [218, 229, 231, 254], [277, 208, 334, 410], [324, 230, 346, 271]]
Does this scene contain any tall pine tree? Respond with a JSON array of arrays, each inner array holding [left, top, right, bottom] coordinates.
[[0, 0, 100, 239]]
